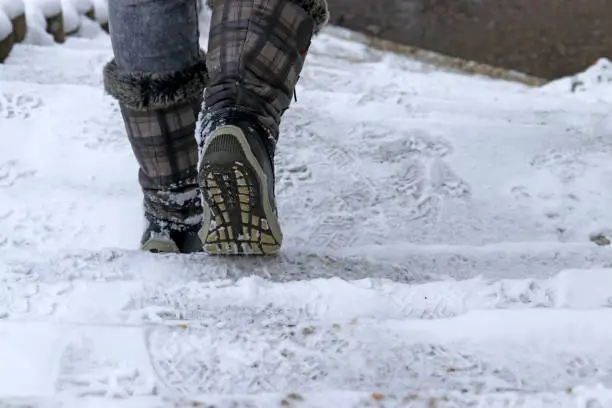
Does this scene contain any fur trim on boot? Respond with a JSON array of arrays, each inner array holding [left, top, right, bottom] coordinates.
[[290, 0, 329, 32], [103, 51, 208, 110]]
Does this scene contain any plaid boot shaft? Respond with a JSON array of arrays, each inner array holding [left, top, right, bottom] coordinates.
[[204, 0, 329, 142], [103, 54, 209, 252], [196, 0, 328, 255], [121, 100, 200, 192], [121, 99, 202, 230]]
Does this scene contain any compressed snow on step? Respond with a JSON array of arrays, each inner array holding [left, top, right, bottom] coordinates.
[[5, 11, 612, 406], [0, 8, 10, 40], [23, 0, 60, 17], [0, 0, 25, 18]]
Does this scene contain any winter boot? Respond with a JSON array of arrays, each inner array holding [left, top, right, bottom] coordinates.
[[103, 54, 209, 253], [196, 0, 329, 255]]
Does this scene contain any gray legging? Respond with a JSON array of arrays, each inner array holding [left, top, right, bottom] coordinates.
[[107, 0, 200, 73]]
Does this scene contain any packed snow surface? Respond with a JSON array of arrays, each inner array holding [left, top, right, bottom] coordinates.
[[67, 0, 92, 14], [1, 10, 612, 408]]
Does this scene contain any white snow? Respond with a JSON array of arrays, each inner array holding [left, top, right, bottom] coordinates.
[[21, 0, 60, 45], [0, 7, 10, 40], [91, 0, 106, 24], [60, 0, 80, 33], [1, 9, 612, 408], [66, 0, 92, 14], [59, 0, 95, 33], [0, 0, 25, 19], [24, 0, 61, 17]]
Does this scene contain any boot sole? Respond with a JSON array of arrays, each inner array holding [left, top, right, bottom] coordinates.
[[141, 237, 180, 253], [198, 125, 283, 255]]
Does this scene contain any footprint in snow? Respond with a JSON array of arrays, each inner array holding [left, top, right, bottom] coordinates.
[[0, 92, 43, 120]]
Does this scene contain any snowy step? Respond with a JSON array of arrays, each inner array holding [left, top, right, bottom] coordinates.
[[3, 71, 612, 257], [3, 10, 612, 407], [1, 242, 612, 285], [0, 41, 111, 86], [1, 261, 612, 321], [0, 309, 611, 403], [3, 389, 612, 408]]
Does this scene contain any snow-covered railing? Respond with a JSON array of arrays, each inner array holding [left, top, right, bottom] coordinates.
[[0, 0, 25, 61], [61, 0, 108, 34], [0, 0, 108, 62]]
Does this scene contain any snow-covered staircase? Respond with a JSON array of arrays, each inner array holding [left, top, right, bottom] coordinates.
[[2, 11, 612, 408]]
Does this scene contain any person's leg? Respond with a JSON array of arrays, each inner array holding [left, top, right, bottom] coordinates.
[[102, 0, 208, 253], [196, 0, 329, 255]]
